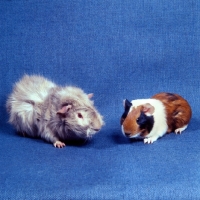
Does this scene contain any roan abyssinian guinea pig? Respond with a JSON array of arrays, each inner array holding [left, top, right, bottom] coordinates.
[[120, 93, 192, 144], [6, 75, 104, 148]]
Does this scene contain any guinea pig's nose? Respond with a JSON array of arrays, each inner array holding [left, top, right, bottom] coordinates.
[[93, 128, 100, 132], [125, 132, 131, 137]]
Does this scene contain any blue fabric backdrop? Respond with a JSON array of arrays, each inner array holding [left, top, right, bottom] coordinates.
[[0, 0, 200, 199]]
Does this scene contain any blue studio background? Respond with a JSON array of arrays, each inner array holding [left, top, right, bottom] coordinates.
[[0, 1, 200, 199]]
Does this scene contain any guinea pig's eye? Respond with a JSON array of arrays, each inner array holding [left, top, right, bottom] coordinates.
[[78, 113, 83, 118]]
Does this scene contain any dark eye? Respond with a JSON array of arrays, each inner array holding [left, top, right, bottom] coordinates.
[[136, 118, 139, 122], [78, 113, 83, 118]]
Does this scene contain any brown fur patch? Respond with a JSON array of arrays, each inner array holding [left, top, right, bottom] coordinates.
[[152, 93, 192, 133], [123, 106, 142, 137]]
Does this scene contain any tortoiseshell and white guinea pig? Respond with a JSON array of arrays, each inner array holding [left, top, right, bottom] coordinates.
[[120, 93, 192, 144]]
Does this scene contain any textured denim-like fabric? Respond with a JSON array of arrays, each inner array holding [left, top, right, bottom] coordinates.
[[0, 1, 200, 199]]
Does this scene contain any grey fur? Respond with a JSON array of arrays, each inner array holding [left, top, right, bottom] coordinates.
[[6, 75, 104, 147]]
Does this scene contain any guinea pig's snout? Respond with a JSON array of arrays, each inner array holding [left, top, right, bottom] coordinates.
[[86, 128, 100, 138], [124, 132, 132, 137]]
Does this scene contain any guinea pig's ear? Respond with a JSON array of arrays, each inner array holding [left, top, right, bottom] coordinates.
[[88, 93, 94, 99], [123, 99, 132, 109], [142, 103, 155, 116], [57, 105, 72, 117]]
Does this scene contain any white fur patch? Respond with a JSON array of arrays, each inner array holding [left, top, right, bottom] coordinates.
[[129, 133, 141, 138], [87, 129, 96, 137], [121, 125, 125, 136], [57, 89, 68, 97], [29, 93, 46, 102]]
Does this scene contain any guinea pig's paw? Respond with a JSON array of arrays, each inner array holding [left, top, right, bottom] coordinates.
[[144, 137, 157, 144], [175, 125, 188, 134], [53, 141, 66, 148]]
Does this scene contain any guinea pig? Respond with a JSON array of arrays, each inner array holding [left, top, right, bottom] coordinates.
[[120, 92, 192, 144], [6, 75, 104, 148]]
